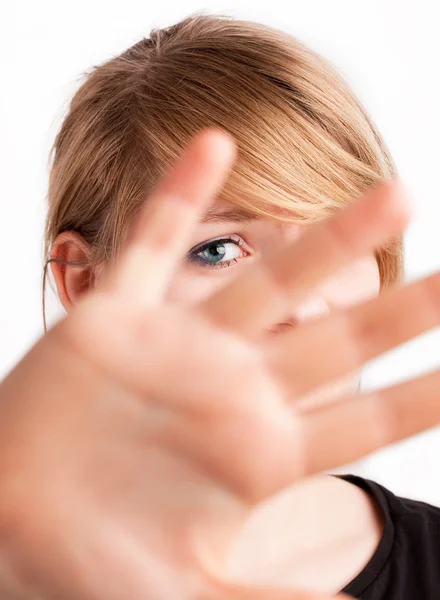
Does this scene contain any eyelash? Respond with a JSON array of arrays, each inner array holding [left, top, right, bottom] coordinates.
[[187, 235, 249, 270]]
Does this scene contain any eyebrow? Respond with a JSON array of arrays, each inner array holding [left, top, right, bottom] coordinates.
[[200, 206, 259, 224]]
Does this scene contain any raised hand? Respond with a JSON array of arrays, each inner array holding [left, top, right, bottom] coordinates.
[[0, 127, 438, 600]]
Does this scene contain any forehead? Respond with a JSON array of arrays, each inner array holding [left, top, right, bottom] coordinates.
[[201, 199, 300, 224]]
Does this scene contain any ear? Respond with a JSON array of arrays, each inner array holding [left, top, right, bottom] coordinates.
[[49, 231, 96, 312]]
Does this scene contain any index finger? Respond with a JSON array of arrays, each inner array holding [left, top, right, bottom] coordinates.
[[97, 127, 237, 307], [200, 178, 410, 339]]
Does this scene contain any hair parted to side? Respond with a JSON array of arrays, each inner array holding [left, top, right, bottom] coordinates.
[[43, 11, 404, 331]]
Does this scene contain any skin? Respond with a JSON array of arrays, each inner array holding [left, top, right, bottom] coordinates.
[[51, 163, 384, 593], [51, 197, 383, 594], [46, 151, 411, 597], [1, 128, 440, 600], [53, 204, 381, 409]]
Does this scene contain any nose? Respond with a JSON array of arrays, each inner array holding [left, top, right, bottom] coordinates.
[[267, 320, 297, 335], [266, 296, 330, 337]]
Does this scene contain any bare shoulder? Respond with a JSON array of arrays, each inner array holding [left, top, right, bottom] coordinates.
[[225, 474, 384, 595]]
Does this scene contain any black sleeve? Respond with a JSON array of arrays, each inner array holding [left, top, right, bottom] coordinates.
[[338, 474, 440, 600]]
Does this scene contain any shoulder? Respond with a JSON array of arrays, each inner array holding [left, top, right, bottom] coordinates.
[[344, 474, 440, 539], [371, 476, 440, 557], [340, 474, 440, 599]]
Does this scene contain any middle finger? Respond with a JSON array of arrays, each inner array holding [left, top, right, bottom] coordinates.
[[200, 178, 410, 339], [266, 269, 440, 400]]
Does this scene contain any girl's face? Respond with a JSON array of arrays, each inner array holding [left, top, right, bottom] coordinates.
[[52, 199, 381, 409], [167, 199, 380, 311]]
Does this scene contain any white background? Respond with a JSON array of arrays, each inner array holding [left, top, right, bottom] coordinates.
[[1, 1, 439, 502]]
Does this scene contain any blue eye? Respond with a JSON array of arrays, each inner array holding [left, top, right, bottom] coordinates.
[[188, 236, 248, 269]]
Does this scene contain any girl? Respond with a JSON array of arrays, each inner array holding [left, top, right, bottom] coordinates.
[[0, 12, 439, 600]]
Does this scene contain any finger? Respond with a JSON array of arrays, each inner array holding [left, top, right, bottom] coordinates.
[[62, 297, 275, 416], [199, 177, 410, 339], [162, 362, 440, 504], [266, 269, 440, 400], [301, 368, 440, 475], [98, 127, 237, 306]]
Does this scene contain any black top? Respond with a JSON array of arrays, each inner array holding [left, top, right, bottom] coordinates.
[[337, 474, 440, 599]]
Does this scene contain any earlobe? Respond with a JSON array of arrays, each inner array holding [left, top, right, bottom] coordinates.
[[49, 231, 95, 312]]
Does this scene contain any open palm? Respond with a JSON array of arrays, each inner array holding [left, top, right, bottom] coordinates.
[[0, 128, 439, 600]]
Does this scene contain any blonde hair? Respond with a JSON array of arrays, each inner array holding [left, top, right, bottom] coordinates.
[[43, 11, 403, 329]]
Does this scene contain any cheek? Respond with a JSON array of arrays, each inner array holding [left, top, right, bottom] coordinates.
[[165, 271, 232, 306], [320, 256, 381, 310], [165, 257, 380, 311]]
